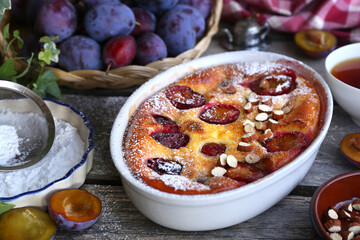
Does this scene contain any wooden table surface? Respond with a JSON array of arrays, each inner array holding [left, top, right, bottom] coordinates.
[[54, 34, 360, 240]]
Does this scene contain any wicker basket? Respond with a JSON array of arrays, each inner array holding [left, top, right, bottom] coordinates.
[[1, 0, 222, 89]]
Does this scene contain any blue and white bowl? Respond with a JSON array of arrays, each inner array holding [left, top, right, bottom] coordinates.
[[0, 99, 94, 209]]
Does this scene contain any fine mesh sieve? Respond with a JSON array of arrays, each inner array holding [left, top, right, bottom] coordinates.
[[0, 80, 55, 171]]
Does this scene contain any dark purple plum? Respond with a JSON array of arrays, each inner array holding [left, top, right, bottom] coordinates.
[[35, 0, 77, 42], [84, 3, 135, 42], [133, 0, 179, 16], [59, 35, 102, 71], [135, 32, 167, 65], [179, 0, 211, 18], [173, 4, 205, 38], [131, 7, 156, 38], [156, 10, 196, 57], [75, 0, 121, 15], [102, 35, 137, 68]]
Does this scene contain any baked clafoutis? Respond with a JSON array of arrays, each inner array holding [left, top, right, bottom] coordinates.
[[123, 61, 322, 195]]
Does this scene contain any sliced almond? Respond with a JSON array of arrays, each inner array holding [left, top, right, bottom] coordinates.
[[219, 153, 227, 166], [329, 232, 342, 240], [247, 92, 258, 101], [268, 118, 279, 130], [259, 79, 270, 89], [259, 129, 273, 143], [237, 142, 252, 152], [272, 110, 284, 120], [249, 98, 260, 105], [226, 155, 238, 168], [324, 219, 342, 232], [327, 208, 339, 220], [255, 112, 268, 122], [245, 152, 260, 164], [244, 102, 253, 113], [258, 104, 273, 114], [244, 124, 256, 133], [348, 222, 360, 234], [242, 132, 258, 143], [341, 203, 353, 212], [340, 231, 354, 240], [255, 121, 267, 131], [260, 96, 272, 106], [352, 199, 360, 210], [282, 104, 293, 114], [339, 209, 351, 219], [243, 119, 255, 127], [211, 167, 227, 177]]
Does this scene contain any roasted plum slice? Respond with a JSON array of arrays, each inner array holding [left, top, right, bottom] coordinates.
[[295, 29, 337, 58], [199, 103, 240, 124], [152, 115, 179, 132], [200, 143, 226, 156], [48, 189, 102, 231], [165, 85, 206, 109], [249, 68, 296, 96], [340, 133, 360, 168], [225, 163, 265, 183], [150, 131, 190, 149], [264, 132, 307, 152], [147, 158, 183, 175], [0, 207, 56, 240]]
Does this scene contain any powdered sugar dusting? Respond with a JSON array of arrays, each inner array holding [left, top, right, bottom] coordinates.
[[160, 175, 210, 191]]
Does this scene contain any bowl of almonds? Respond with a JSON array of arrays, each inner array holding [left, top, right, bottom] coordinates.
[[310, 171, 360, 240]]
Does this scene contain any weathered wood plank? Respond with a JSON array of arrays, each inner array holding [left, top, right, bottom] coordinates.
[[55, 184, 318, 240]]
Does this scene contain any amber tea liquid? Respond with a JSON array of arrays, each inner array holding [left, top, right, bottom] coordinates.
[[331, 57, 360, 89]]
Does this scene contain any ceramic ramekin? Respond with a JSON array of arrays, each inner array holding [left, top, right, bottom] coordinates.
[[110, 51, 333, 231], [0, 99, 94, 209], [325, 42, 360, 127]]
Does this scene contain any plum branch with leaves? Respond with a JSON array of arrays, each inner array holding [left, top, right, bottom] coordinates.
[[0, 0, 61, 98]]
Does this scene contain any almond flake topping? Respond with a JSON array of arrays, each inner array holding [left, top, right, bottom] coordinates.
[[245, 153, 260, 164], [220, 153, 227, 166], [226, 155, 238, 168], [258, 104, 272, 114], [211, 167, 227, 177], [255, 112, 269, 122]]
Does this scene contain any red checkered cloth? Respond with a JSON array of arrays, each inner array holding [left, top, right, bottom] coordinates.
[[222, 0, 360, 44]]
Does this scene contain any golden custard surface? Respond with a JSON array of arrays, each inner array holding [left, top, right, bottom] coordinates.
[[123, 61, 321, 195]]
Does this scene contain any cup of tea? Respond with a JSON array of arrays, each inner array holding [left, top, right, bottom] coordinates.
[[325, 42, 360, 127]]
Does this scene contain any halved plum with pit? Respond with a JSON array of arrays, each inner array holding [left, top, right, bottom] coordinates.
[[150, 131, 189, 149], [200, 143, 226, 156], [199, 104, 240, 124], [48, 189, 102, 231], [147, 158, 183, 175], [264, 132, 306, 152], [340, 133, 360, 168], [165, 85, 206, 109], [249, 68, 296, 96], [225, 163, 265, 183]]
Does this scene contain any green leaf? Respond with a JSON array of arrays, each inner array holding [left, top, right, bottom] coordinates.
[[40, 42, 60, 64], [13, 29, 23, 49], [32, 69, 61, 98], [0, 201, 15, 215], [3, 23, 9, 39], [0, 0, 11, 22], [0, 58, 18, 80]]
